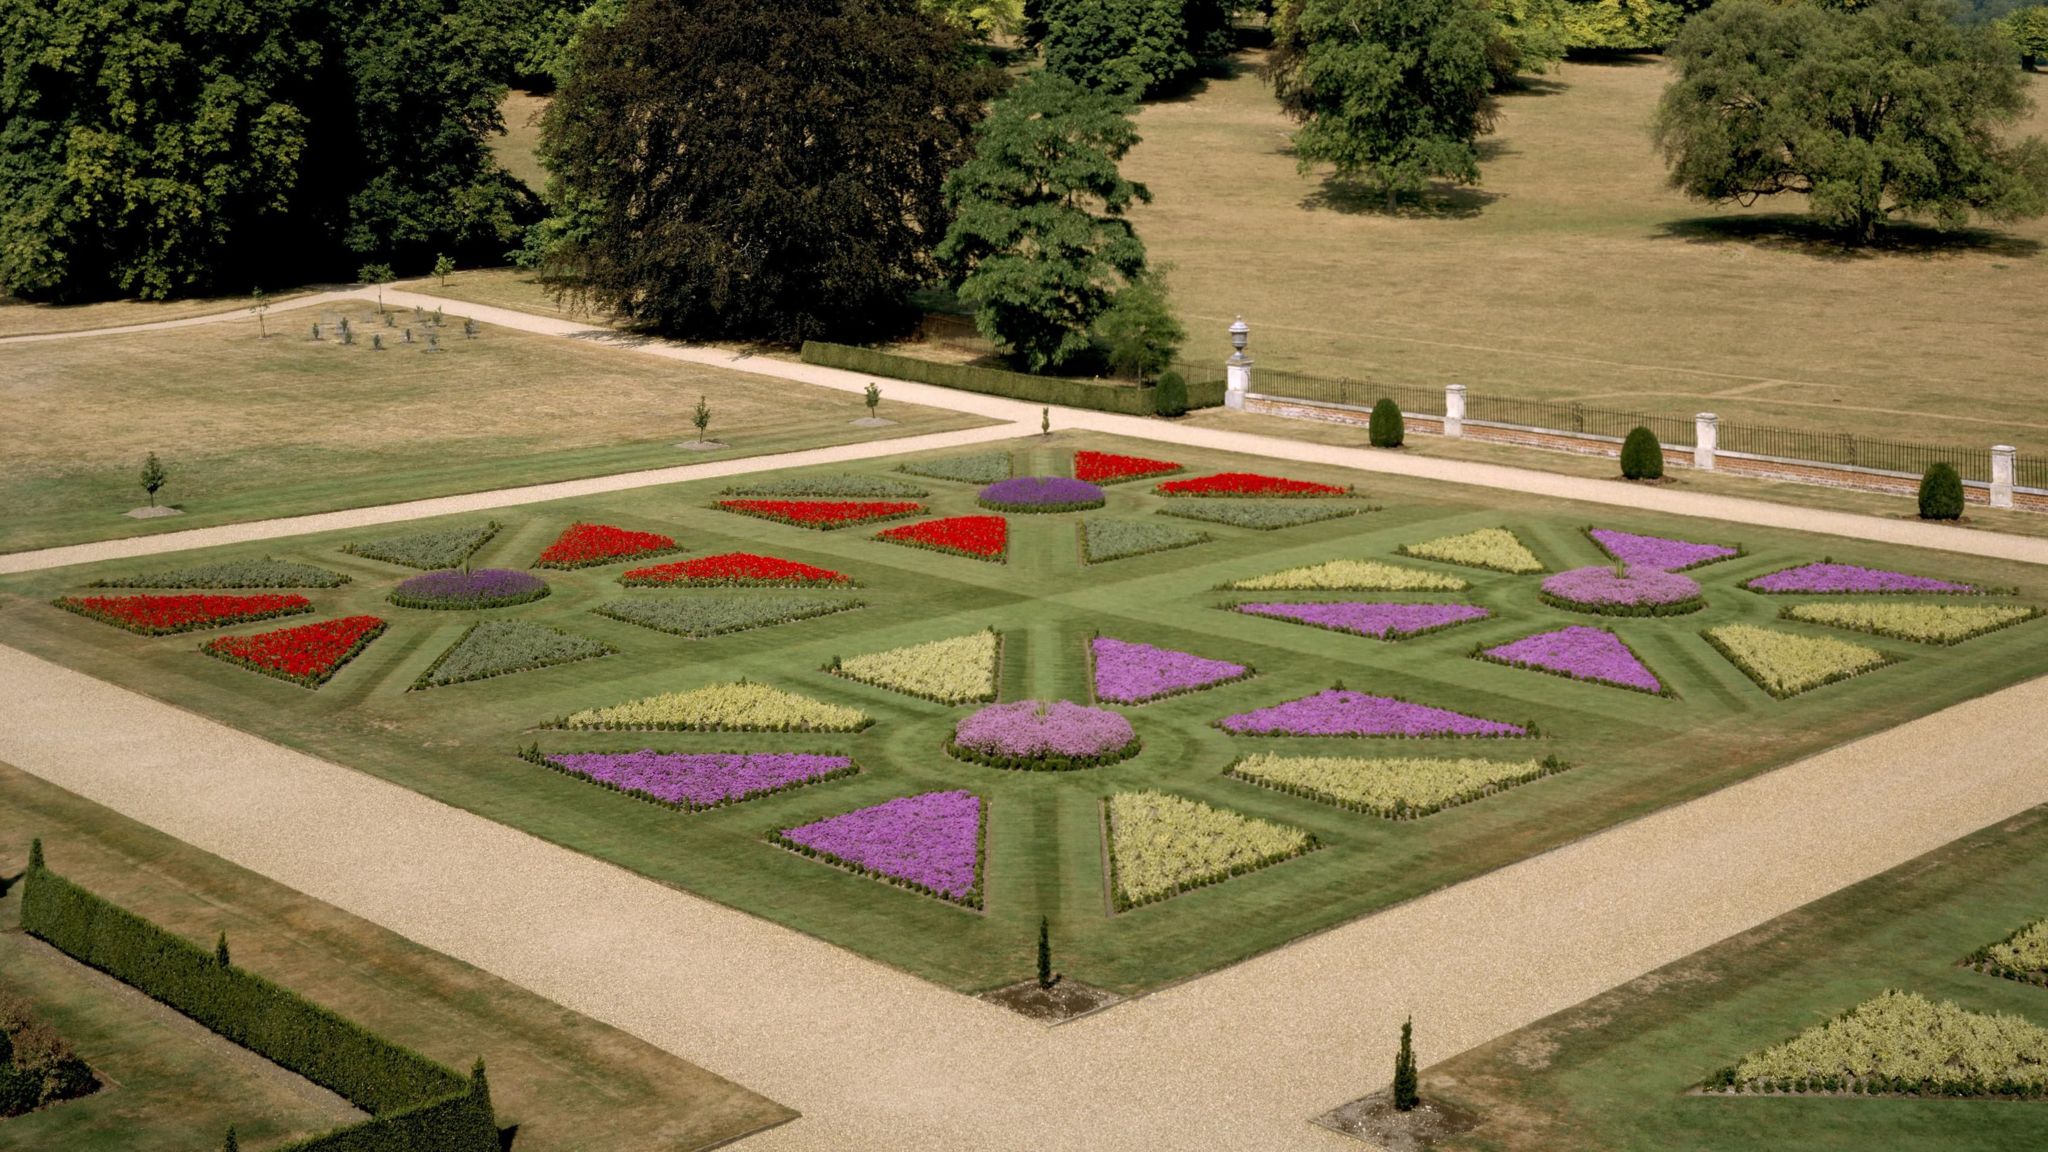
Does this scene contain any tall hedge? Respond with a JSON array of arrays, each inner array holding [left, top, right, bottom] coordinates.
[[1368, 398, 1404, 448], [1620, 426, 1664, 480], [1919, 462, 1964, 520], [20, 857, 496, 1151]]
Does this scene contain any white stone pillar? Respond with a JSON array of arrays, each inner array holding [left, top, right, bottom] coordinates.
[[1694, 413, 1718, 471], [1224, 315, 1252, 411], [1992, 444, 2016, 509], [1444, 384, 1467, 438]]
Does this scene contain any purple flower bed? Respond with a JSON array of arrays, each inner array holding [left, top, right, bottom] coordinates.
[[949, 699, 1141, 769], [773, 790, 983, 906], [1742, 562, 1980, 595], [1588, 528, 1739, 572], [1233, 601, 1489, 640], [1539, 566, 1705, 617], [388, 567, 549, 609], [527, 748, 854, 810], [976, 475, 1106, 513], [1091, 636, 1250, 704], [1479, 626, 1665, 695], [1219, 689, 1529, 738]]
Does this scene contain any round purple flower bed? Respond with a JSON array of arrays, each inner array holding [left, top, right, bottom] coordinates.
[[976, 476, 1106, 514], [1538, 566, 1704, 617], [948, 699, 1140, 770], [388, 567, 550, 610]]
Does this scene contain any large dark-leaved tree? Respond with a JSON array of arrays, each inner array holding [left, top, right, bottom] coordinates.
[[1655, 0, 2048, 244], [539, 0, 1000, 343]]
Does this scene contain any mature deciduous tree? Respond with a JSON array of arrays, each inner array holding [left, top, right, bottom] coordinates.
[[1655, 0, 2048, 244], [1040, 0, 1195, 96], [539, 0, 999, 342], [2001, 4, 2048, 66], [936, 71, 1150, 371]]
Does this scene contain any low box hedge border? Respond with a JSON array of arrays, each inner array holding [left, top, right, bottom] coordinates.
[[801, 342, 1223, 414]]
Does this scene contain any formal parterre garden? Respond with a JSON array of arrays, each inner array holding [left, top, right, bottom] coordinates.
[[6, 435, 2047, 996]]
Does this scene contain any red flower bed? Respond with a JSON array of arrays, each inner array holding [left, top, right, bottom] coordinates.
[[203, 616, 388, 687], [1074, 450, 1182, 485], [875, 515, 1008, 562], [622, 552, 854, 587], [535, 522, 679, 569], [715, 499, 924, 529], [1154, 472, 1349, 498], [54, 593, 314, 635]]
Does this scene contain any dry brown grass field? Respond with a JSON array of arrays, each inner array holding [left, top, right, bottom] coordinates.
[[1124, 54, 2048, 453]]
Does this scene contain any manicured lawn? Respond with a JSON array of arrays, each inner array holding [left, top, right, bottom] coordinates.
[[1423, 803, 2048, 1152], [0, 762, 792, 1151], [0, 298, 991, 554], [3, 432, 2044, 996]]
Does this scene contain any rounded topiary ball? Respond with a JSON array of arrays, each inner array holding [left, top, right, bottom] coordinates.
[[1152, 370, 1187, 418], [1621, 426, 1664, 480], [1919, 461, 1963, 520], [1368, 398, 1404, 448]]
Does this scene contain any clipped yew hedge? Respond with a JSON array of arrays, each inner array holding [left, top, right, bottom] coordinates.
[[801, 342, 1223, 413], [19, 846, 497, 1152]]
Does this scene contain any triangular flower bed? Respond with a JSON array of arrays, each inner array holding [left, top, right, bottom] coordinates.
[[1742, 562, 1984, 595], [1227, 752, 1570, 819], [1703, 624, 1894, 699], [88, 559, 350, 589], [714, 499, 923, 530], [897, 451, 1012, 485], [56, 593, 314, 635], [1218, 689, 1529, 738], [1587, 528, 1739, 572], [1074, 450, 1182, 484], [720, 473, 927, 498], [1157, 500, 1363, 531], [1155, 472, 1349, 498], [1091, 636, 1251, 704], [1781, 602, 2042, 646], [1105, 790, 1316, 911], [1477, 626, 1666, 695], [1080, 519, 1211, 564], [874, 515, 1008, 562], [1700, 990, 2048, 1098], [593, 594, 860, 637], [202, 615, 387, 688], [1397, 527, 1545, 574], [341, 522, 499, 569], [533, 522, 679, 569], [413, 620, 612, 689], [1231, 601, 1489, 641], [830, 630, 999, 705], [770, 790, 985, 907], [621, 552, 854, 588], [521, 746, 856, 812], [1224, 559, 1466, 592], [1963, 917, 2048, 987], [556, 681, 871, 732]]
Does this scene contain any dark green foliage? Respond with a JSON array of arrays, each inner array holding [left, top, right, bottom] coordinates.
[[1040, 0, 1193, 95], [1393, 1016, 1419, 1110], [0, 0, 533, 301], [1655, 0, 2048, 245], [1273, 0, 1498, 207], [806, 343, 1154, 413], [140, 453, 169, 507], [216, 932, 232, 968], [539, 0, 1000, 342], [1153, 370, 1188, 418], [2004, 6, 2048, 64], [19, 860, 497, 1150], [1920, 461, 1965, 520], [224, 1128, 239, 1152], [1037, 916, 1054, 989], [28, 837, 42, 871], [1097, 273, 1186, 381], [1368, 398, 1404, 448], [1620, 426, 1664, 480], [936, 71, 1150, 371], [0, 987, 99, 1118]]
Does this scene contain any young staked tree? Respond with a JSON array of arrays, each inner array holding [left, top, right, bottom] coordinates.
[[937, 71, 1151, 372], [540, 0, 1001, 343], [139, 453, 170, 507], [1655, 0, 2048, 245], [1037, 915, 1054, 989], [692, 395, 712, 441], [864, 382, 882, 416], [1273, 0, 1499, 208]]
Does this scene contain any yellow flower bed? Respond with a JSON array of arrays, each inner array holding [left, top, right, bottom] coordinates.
[[1230, 753, 1565, 818], [1703, 624, 1891, 699], [1980, 919, 2048, 979], [1783, 601, 2038, 646], [562, 681, 869, 731], [1225, 559, 1467, 592], [1397, 527, 1545, 574], [1726, 991, 2048, 1093], [832, 630, 999, 705], [1106, 791, 1314, 910]]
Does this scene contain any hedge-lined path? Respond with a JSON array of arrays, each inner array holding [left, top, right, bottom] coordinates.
[[7, 639, 2048, 1149], [8, 282, 2048, 575]]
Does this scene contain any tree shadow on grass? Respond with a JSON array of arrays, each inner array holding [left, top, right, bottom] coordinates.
[[1653, 213, 2045, 261], [0, 869, 21, 898], [1301, 177, 1504, 219], [1495, 75, 1569, 100]]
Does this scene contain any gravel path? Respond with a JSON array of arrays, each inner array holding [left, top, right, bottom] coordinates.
[[6, 642, 2048, 1149]]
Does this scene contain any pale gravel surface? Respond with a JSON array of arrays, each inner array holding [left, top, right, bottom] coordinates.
[[6, 641, 2048, 1149]]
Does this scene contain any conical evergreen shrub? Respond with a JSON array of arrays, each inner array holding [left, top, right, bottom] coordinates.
[[1153, 371, 1187, 417], [1393, 1016, 1419, 1111], [1919, 462, 1963, 520], [1369, 398, 1404, 448], [1620, 426, 1664, 480]]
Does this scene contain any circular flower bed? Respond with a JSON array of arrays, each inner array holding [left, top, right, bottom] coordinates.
[[388, 568, 550, 610], [1538, 566, 1704, 617], [976, 476, 1105, 513], [947, 700, 1140, 770]]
